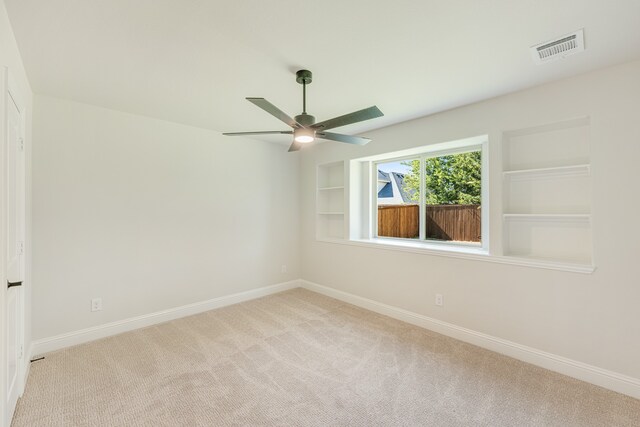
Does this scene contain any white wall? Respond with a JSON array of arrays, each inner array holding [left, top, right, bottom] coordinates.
[[32, 95, 299, 340], [300, 59, 640, 381]]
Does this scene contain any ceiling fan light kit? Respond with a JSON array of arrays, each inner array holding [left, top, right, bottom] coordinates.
[[294, 128, 314, 143], [223, 69, 384, 152]]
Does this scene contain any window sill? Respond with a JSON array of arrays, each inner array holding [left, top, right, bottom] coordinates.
[[315, 237, 595, 274], [352, 237, 488, 256]]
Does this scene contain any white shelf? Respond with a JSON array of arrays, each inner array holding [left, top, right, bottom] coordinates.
[[316, 238, 595, 273], [504, 168, 591, 214], [503, 213, 592, 264], [502, 118, 592, 266], [499, 255, 595, 274], [503, 213, 590, 221], [317, 161, 346, 240], [503, 117, 590, 171], [503, 164, 590, 179], [317, 162, 344, 188]]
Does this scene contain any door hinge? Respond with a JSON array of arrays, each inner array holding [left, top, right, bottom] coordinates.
[[17, 241, 24, 255], [18, 345, 23, 359], [19, 137, 24, 151]]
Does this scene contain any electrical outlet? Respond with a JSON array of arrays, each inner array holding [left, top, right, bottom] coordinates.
[[435, 294, 444, 307], [91, 298, 102, 312], [281, 265, 287, 273]]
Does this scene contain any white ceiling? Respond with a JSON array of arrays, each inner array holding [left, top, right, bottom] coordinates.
[[5, 0, 640, 143]]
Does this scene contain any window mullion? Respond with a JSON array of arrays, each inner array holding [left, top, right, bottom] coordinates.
[[372, 162, 378, 238], [419, 156, 426, 240]]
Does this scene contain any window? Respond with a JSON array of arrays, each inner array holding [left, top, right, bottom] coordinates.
[[351, 135, 488, 254], [377, 158, 420, 238]]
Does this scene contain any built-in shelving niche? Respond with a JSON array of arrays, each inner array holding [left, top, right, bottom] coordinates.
[[502, 117, 593, 267], [316, 161, 346, 240]]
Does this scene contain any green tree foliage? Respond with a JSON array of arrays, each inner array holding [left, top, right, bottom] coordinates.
[[402, 151, 481, 204]]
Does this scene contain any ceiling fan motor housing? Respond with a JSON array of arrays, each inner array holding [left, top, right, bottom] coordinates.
[[295, 113, 315, 127]]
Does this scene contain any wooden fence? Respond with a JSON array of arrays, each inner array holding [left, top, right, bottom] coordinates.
[[377, 205, 419, 238], [378, 204, 481, 242]]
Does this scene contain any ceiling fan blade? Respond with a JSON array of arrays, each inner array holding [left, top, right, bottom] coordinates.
[[312, 106, 383, 131], [316, 131, 371, 146], [222, 131, 293, 136], [246, 98, 302, 129], [288, 141, 303, 152]]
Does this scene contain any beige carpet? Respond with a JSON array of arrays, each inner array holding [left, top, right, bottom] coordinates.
[[12, 288, 640, 426]]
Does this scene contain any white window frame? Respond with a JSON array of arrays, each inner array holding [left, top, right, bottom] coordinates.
[[360, 135, 489, 255]]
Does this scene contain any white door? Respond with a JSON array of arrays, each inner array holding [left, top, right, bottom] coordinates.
[[4, 83, 25, 425]]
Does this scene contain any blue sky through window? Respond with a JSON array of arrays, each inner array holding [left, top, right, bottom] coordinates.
[[377, 161, 412, 174]]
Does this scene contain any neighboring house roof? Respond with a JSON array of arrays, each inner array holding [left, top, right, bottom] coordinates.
[[377, 170, 416, 204], [377, 170, 390, 182], [378, 181, 394, 198], [377, 170, 393, 198]]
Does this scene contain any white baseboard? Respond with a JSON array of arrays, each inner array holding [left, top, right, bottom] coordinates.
[[29, 278, 640, 400], [19, 344, 32, 397], [300, 280, 640, 400], [31, 280, 301, 357]]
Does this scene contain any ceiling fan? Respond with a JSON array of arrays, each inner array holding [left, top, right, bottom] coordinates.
[[223, 70, 384, 152]]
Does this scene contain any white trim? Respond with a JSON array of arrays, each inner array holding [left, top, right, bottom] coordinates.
[[367, 136, 489, 253], [299, 280, 640, 399], [20, 344, 31, 395], [317, 237, 595, 274], [0, 65, 8, 427], [503, 213, 591, 222], [503, 163, 590, 179], [357, 134, 488, 162], [2, 67, 29, 427], [26, 279, 640, 400], [503, 116, 590, 138], [6, 73, 24, 116], [31, 280, 301, 356], [418, 157, 425, 240], [363, 236, 485, 253]]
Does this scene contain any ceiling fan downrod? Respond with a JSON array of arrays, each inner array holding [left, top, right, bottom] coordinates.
[[296, 69, 312, 115]]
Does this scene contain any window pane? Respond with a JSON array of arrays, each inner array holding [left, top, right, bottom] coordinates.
[[377, 160, 420, 238], [424, 151, 482, 243]]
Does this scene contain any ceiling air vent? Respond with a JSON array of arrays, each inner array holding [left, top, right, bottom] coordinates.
[[531, 29, 584, 64]]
